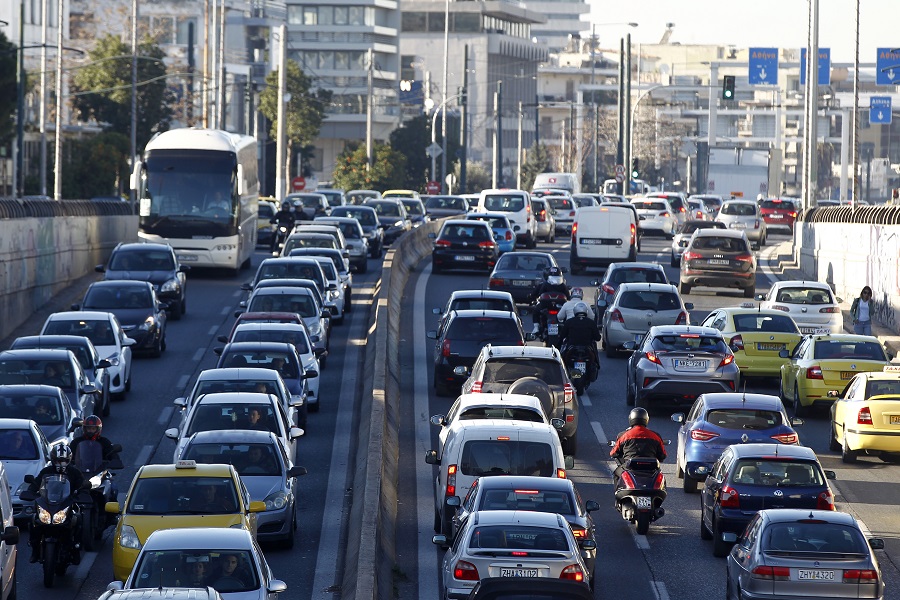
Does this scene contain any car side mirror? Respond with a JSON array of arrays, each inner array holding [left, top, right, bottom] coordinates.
[[622, 341, 636, 351], [428, 232, 436, 239], [581, 539, 597, 551], [432, 308, 442, 315], [69, 418, 84, 433], [430, 415, 446, 427], [70, 304, 81, 311], [19, 490, 36, 502], [596, 299, 608, 308], [432, 534, 447, 547], [754, 293, 765, 301], [105, 501, 121, 514], [94, 264, 106, 273], [122, 336, 136, 347], [684, 302, 694, 310], [234, 310, 245, 318], [173, 397, 187, 408], [97, 359, 112, 369], [266, 581, 288, 594], [426, 330, 438, 340], [239, 301, 248, 308], [585, 500, 600, 513], [425, 450, 439, 465], [179, 265, 191, 273], [289, 395, 305, 408], [83, 383, 98, 395], [288, 466, 308, 478], [303, 369, 319, 379], [824, 470, 837, 480], [869, 538, 885, 550], [446, 496, 461, 508], [217, 335, 229, 343], [778, 349, 790, 358], [550, 418, 565, 430], [722, 532, 738, 544], [453, 366, 468, 377], [564, 456, 575, 470], [525, 332, 537, 342], [157, 302, 169, 311], [835, 297, 844, 303], [164, 428, 179, 440], [23, 474, 34, 484], [695, 465, 710, 477], [314, 348, 327, 357], [289, 427, 305, 440], [321, 310, 332, 319], [559, 266, 568, 274], [106, 582, 125, 592], [240, 283, 252, 291], [213, 347, 223, 356], [790, 418, 804, 426], [671, 413, 685, 423]]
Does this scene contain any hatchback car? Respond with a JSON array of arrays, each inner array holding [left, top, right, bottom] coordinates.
[[598, 283, 692, 358], [74, 280, 168, 357], [631, 198, 677, 238], [279, 232, 340, 256], [96, 242, 189, 320], [431, 220, 499, 274], [478, 189, 537, 248], [488, 252, 561, 304], [686, 199, 712, 221], [779, 333, 891, 416], [672, 394, 802, 493], [318, 188, 346, 208], [0, 418, 53, 523], [758, 197, 799, 231], [646, 192, 688, 226], [346, 189, 382, 205], [757, 280, 843, 334], [545, 196, 576, 235], [689, 194, 724, 217], [530, 198, 556, 243], [314, 216, 369, 272], [670, 220, 726, 267], [465, 212, 516, 254], [179, 431, 307, 546], [590, 262, 668, 324], [0, 348, 99, 420], [830, 367, 900, 463], [363, 198, 412, 245], [0, 385, 79, 447], [679, 229, 756, 297], [432, 290, 517, 330], [434, 510, 593, 598], [213, 342, 316, 414], [624, 326, 740, 409], [399, 198, 428, 228], [704, 445, 836, 558], [716, 200, 767, 248], [725, 509, 883, 600], [286, 248, 352, 299], [428, 310, 526, 397], [241, 287, 330, 353], [331, 205, 384, 257]]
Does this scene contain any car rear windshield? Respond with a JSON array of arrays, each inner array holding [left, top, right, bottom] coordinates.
[[729, 459, 823, 487], [679, 222, 724, 234], [732, 314, 800, 333], [483, 195, 525, 212], [814, 340, 886, 361], [248, 294, 316, 318], [761, 200, 793, 210], [441, 224, 492, 240], [705, 409, 784, 430], [449, 298, 514, 312], [468, 216, 509, 230], [482, 358, 564, 386], [460, 440, 554, 477], [609, 268, 667, 286], [720, 203, 757, 216], [690, 236, 748, 252], [495, 254, 551, 271], [774, 287, 833, 304], [866, 380, 900, 396], [763, 522, 866, 554], [547, 197, 573, 210], [187, 404, 279, 437], [650, 335, 727, 353], [618, 291, 682, 311], [632, 201, 667, 211], [459, 407, 545, 423], [469, 525, 570, 551], [447, 318, 521, 342], [478, 489, 575, 515]]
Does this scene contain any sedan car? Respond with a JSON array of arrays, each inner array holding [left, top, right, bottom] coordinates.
[[400, 198, 429, 228], [624, 326, 741, 410], [599, 282, 692, 358], [715, 200, 767, 248], [346, 189, 382, 205], [465, 213, 516, 254], [531, 198, 556, 243], [74, 280, 167, 357], [631, 198, 677, 238], [364, 198, 412, 245], [179, 430, 307, 546], [241, 287, 330, 354], [96, 242, 189, 320], [331, 205, 384, 257], [285, 192, 330, 220], [0, 418, 53, 523], [830, 367, 900, 463], [703, 445, 835, 558], [465, 578, 593, 600], [433, 290, 517, 330], [670, 220, 726, 267], [286, 247, 352, 299], [0, 348, 98, 420], [488, 252, 560, 304], [431, 220, 499, 274], [279, 232, 340, 256], [590, 262, 668, 324], [307, 256, 348, 324], [434, 510, 594, 599], [678, 229, 756, 297], [424, 195, 470, 219], [779, 333, 891, 416], [672, 392, 803, 493], [0, 385, 79, 446], [725, 509, 883, 600], [757, 280, 844, 334]]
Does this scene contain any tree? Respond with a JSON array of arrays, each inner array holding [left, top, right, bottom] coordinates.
[[389, 115, 430, 189], [520, 144, 551, 191], [0, 31, 17, 144], [453, 161, 490, 194], [70, 35, 172, 150], [331, 143, 407, 191], [60, 131, 130, 198]]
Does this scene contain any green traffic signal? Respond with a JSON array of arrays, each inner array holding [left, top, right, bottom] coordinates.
[[722, 75, 736, 100]]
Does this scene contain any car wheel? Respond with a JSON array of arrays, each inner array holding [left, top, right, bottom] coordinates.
[[841, 434, 858, 463], [562, 432, 577, 456], [676, 460, 684, 479], [792, 385, 806, 418], [712, 518, 732, 557], [679, 281, 691, 295], [101, 385, 110, 417], [308, 400, 319, 414], [625, 377, 636, 406], [829, 422, 842, 451], [345, 291, 352, 313], [180, 297, 187, 316], [570, 262, 583, 276], [433, 509, 442, 533], [432, 261, 442, 274], [700, 513, 713, 540], [124, 368, 132, 393], [683, 474, 698, 494], [282, 508, 296, 549], [605, 340, 618, 359], [527, 233, 537, 249], [743, 285, 755, 298], [670, 253, 679, 268], [549, 231, 555, 243]]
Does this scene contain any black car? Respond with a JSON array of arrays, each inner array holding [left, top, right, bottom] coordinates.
[[96, 242, 188, 320], [590, 262, 668, 324], [0, 349, 98, 420], [423, 195, 469, 219], [699, 443, 836, 557], [0, 384, 80, 445], [400, 198, 429, 228], [74, 280, 168, 357], [363, 199, 411, 245], [427, 310, 526, 397], [331, 205, 384, 257], [431, 220, 499, 273], [487, 252, 561, 304]]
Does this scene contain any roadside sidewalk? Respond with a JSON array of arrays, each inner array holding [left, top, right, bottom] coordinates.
[[760, 240, 900, 359]]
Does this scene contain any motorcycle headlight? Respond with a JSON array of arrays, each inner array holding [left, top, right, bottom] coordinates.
[[139, 316, 156, 331], [52, 507, 69, 524], [119, 525, 142, 550], [38, 506, 52, 525], [264, 491, 288, 511], [161, 278, 179, 293]]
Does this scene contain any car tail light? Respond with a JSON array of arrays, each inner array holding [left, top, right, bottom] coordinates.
[[537, 209, 546, 221], [630, 224, 636, 246], [434, 239, 452, 247], [560, 565, 585, 582], [771, 304, 790, 312], [695, 211, 703, 219], [718, 354, 735, 367], [730, 335, 745, 351], [770, 432, 798, 444], [568, 210, 576, 218], [505, 230, 513, 241], [653, 472, 665, 489], [646, 351, 662, 365], [570, 526, 587, 539], [453, 560, 479, 581], [571, 222, 578, 238], [442, 339, 451, 358], [620, 472, 636, 489], [471, 381, 483, 393], [602, 284, 616, 296], [659, 211, 670, 217], [805, 366, 823, 380], [718, 484, 740, 509], [609, 309, 624, 323], [563, 383, 574, 404], [679, 206, 686, 213], [819, 306, 840, 313], [556, 468, 567, 479], [844, 569, 879, 583], [489, 278, 505, 287], [690, 429, 720, 442], [858, 407, 873, 424], [477, 240, 496, 248], [682, 251, 701, 262], [752, 566, 790, 581], [675, 311, 689, 325], [817, 489, 835, 510], [446, 465, 457, 496], [790, 211, 797, 218], [754, 219, 760, 229], [735, 254, 754, 263]]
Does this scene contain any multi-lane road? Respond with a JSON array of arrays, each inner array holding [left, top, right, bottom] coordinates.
[[7, 228, 900, 600]]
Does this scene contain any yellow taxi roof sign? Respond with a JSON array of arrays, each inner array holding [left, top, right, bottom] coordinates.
[[882, 365, 900, 372]]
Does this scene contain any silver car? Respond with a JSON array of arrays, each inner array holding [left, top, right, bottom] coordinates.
[[725, 509, 885, 600], [434, 510, 594, 599], [0, 419, 53, 524], [715, 200, 767, 248], [531, 198, 556, 243], [599, 283, 692, 358]]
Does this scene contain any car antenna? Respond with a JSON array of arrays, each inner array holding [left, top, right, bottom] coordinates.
[[742, 380, 747, 403]]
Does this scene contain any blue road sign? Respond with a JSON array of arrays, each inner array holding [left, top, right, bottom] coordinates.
[[748, 48, 778, 85], [870, 96, 892, 124], [876, 48, 900, 86], [800, 48, 831, 86]]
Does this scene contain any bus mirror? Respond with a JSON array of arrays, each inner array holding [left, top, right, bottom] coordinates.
[[130, 160, 142, 190], [236, 165, 245, 195]]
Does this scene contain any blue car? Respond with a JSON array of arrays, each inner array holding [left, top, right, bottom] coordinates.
[[671, 393, 802, 493], [466, 212, 516, 254]]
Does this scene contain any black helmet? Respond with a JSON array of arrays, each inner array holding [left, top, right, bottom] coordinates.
[[50, 443, 73, 472], [628, 407, 649, 428], [544, 266, 564, 286]]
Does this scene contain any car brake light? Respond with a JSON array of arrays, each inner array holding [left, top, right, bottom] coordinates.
[[510, 551, 528, 557], [752, 566, 790, 581], [602, 284, 616, 296], [559, 565, 585, 582], [570, 526, 587, 539], [435, 239, 452, 247], [718, 484, 740, 509], [770, 432, 797, 444], [696, 211, 703, 218], [819, 306, 840, 313], [630, 223, 636, 246], [754, 219, 760, 229], [790, 211, 797, 218], [679, 206, 686, 213], [556, 468, 566, 479], [718, 354, 735, 367], [506, 230, 513, 241], [817, 489, 835, 510], [805, 366, 823, 380], [442, 339, 451, 358], [682, 251, 701, 262], [843, 569, 878, 583], [771, 305, 790, 312], [858, 407, 873, 424], [453, 560, 479, 581], [735, 254, 754, 263], [446, 465, 457, 496], [675, 311, 688, 325], [730, 335, 744, 352], [471, 381, 483, 393], [489, 278, 504, 287], [549, 310, 559, 315], [477, 241, 496, 248], [563, 383, 574, 404], [571, 222, 578, 238], [609, 309, 624, 323], [690, 429, 720, 442], [646, 351, 662, 365], [659, 211, 670, 217]]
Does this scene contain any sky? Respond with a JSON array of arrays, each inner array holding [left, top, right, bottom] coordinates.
[[588, 0, 896, 64]]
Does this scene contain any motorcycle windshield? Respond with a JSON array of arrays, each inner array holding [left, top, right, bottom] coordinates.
[[43, 478, 71, 504]]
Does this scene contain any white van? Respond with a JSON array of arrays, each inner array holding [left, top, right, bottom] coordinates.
[[570, 205, 637, 274], [477, 189, 536, 248], [0, 463, 19, 599], [425, 418, 573, 537], [533, 173, 579, 195]]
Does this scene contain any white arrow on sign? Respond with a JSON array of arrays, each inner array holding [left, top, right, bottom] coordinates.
[[759, 67, 767, 81], [879, 111, 885, 120], [426, 143, 443, 158], [889, 69, 896, 82]]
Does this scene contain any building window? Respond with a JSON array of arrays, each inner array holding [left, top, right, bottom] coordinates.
[[303, 7, 318, 25], [318, 51, 334, 70], [428, 12, 445, 32], [453, 13, 480, 33], [402, 12, 426, 32], [335, 6, 349, 25], [335, 51, 350, 70], [400, 54, 416, 80], [176, 17, 197, 45], [318, 6, 333, 25], [287, 6, 303, 25], [348, 6, 364, 25]]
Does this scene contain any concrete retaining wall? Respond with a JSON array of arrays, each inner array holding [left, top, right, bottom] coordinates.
[[0, 216, 138, 341]]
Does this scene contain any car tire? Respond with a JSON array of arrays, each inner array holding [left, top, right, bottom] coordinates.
[[712, 518, 732, 557], [432, 261, 442, 274], [829, 422, 842, 451], [570, 262, 583, 276], [308, 401, 319, 414], [124, 369, 132, 393], [562, 432, 577, 456], [282, 508, 296, 549], [700, 513, 713, 540], [345, 291, 352, 313], [841, 434, 858, 463], [676, 460, 684, 479], [683, 475, 698, 494], [792, 385, 806, 418], [670, 254, 679, 268], [150, 334, 163, 358], [679, 281, 691, 295], [605, 340, 617, 359], [101, 385, 111, 417], [549, 231, 555, 243], [743, 285, 755, 298], [625, 378, 636, 406]]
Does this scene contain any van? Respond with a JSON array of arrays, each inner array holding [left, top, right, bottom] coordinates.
[[425, 419, 573, 536], [0, 463, 19, 599], [533, 173, 579, 195], [570, 205, 637, 274], [477, 189, 536, 248]]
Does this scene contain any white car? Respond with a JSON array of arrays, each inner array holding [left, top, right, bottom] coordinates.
[[631, 197, 677, 238], [309, 256, 347, 325], [40, 311, 134, 400], [756, 280, 843, 335], [715, 200, 767, 248]]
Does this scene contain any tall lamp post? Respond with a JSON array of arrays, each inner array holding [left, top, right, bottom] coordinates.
[[430, 93, 461, 182]]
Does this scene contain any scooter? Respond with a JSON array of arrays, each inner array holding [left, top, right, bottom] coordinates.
[[270, 223, 292, 256], [607, 441, 670, 535], [562, 345, 598, 395], [74, 443, 123, 551]]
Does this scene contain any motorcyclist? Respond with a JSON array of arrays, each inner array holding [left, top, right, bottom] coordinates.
[[70, 415, 119, 473], [531, 267, 570, 334], [270, 201, 296, 251], [609, 408, 666, 485], [28, 444, 85, 563], [559, 287, 595, 323], [292, 198, 313, 221], [559, 302, 601, 377]]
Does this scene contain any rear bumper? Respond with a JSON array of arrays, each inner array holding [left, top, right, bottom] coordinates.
[[681, 270, 755, 289], [639, 379, 736, 404], [845, 428, 900, 453]]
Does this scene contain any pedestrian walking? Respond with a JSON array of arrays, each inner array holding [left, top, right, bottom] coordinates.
[[851, 286, 873, 336]]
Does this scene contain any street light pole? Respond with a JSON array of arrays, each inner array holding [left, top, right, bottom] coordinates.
[[274, 24, 287, 202], [39, 0, 48, 196], [130, 0, 139, 210], [440, 0, 449, 193], [431, 93, 461, 182], [15, 0, 24, 197], [52, 0, 63, 200]]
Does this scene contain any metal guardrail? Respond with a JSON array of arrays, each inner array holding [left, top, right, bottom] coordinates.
[[0, 198, 134, 219], [799, 205, 900, 225]]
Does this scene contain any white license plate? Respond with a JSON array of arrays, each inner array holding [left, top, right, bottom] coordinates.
[[512, 280, 532, 287], [708, 259, 730, 265], [635, 496, 652, 509], [798, 570, 835, 581], [675, 359, 707, 370], [757, 343, 785, 351], [731, 223, 747, 229], [770, 214, 783, 219], [455, 255, 476, 261], [500, 568, 538, 578], [581, 238, 605, 245], [548, 324, 559, 335], [574, 361, 586, 371], [177, 254, 199, 262]]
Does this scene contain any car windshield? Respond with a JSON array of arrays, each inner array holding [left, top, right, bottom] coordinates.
[[763, 522, 867, 555], [401, 200, 425, 215], [232, 330, 310, 354], [371, 202, 401, 216], [617, 291, 681, 311], [109, 250, 175, 271], [814, 340, 886, 361], [482, 358, 564, 385], [458, 407, 545, 422], [705, 409, 784, 430], [248, 294, 316, 318], [632, 201, 667, 211], [284, 236, 336, 250], [186, 404, 279, 437], [316, 261, 337, 280], [482, 195, 525, 212], [729, 459, 823, 487], [258, 203, 274, 219], [43, 319, 116, 346], [732, 314, 800, 333], [469, 216, 508, 229], [609, 268, 667, 286], [426, 197, 466, 210], [460, 440, 554, 477], [0, 359, 75, 389], [127, 477, 239, 515], [691, 236, 748, 252], [469, 525, 570, 551], [333, 208, 377, 226], [0, 393, 64, 425], [182, 443, 282, 477], [478, 489, 575, 515], [721, 203, 756, 216], [495, 254, 551, 272], [774, 287, 834, 305], [84, 286, 152, 310], [0, 428, 38, 459], [650, 335, 727, 353], [133, 549, 260, 593], [220, 350, 298, 378], [446, 318, 521, 343]]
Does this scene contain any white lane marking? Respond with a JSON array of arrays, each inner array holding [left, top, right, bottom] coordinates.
[[157, 406, 175, 425], [630, 525, 651, 550], [651, 581, 670, 600], [208, 325, 219, 336], [415, 265, 440, 600], [590, 421, 607, 446], [192, 348, 204, 362], [310, 294, 361, 598], [176, 374, 190, 391], [220, 305, 231, 315], [134, 444, 153, 467], [580, 390, 592, 407]]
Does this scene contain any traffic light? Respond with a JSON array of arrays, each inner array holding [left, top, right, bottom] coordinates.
[[722, 75, 735, 100], [631, 158, 640, 179]]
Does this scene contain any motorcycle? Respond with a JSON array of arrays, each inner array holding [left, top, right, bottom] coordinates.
[[74, 442, 123, 552], [562, 344, 598, 395], [534, 292, 567, 348], [270, 222, 292, 255], [21, 473, 89, 588], [607, 441, 670, 535]]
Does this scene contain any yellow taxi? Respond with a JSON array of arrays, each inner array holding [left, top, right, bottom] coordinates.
[[382, 189, 420, 199], [106, 460, 265, 582], [779, 333, 891, 417], [830, 366, 900, 463], [698, 304, 802, 377]]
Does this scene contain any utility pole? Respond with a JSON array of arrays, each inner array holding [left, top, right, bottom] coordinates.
[[274, 24, 287, 202], [459, 45, 468, 193], [517, 101, 523, 189], [806, 0, 819, 209], [217, 0, 226, 129], [52, 0, 63, 200], [202, 0, 209, 126], [39, 0, 48, 196], [851, 0, 860, 208], [210, 0, 218, 127], [492, 84, 500, 188], [589, 24, 596, 190], [366, 48, 373, 169], [186, 22, 195, 125], [616, 37, 624, 195], [130, 0, 139, 209], [495, 81, 502, 187], [623, 33, 632, 196], [440, 0, 449, 193], [15, 0, 24, 197]]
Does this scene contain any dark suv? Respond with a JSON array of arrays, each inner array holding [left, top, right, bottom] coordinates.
[[430, 220, 499, 273], [96, 242, 189, 320], [678, 229, 756, 297]]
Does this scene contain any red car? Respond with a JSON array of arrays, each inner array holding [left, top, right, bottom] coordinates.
[[759, 198, 798, 230]]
